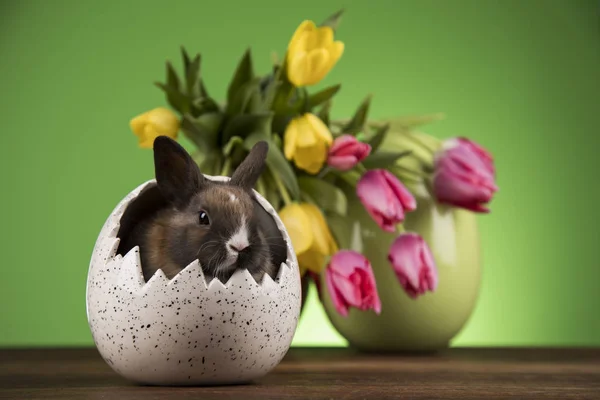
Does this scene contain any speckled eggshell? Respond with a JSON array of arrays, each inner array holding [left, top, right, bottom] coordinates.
[[86, 177, 301, 386]]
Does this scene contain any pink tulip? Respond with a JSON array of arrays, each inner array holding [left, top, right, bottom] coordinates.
[[388, 233, 438, 299], [433, 137, 498, 213], [325, 250, 382, 317], [327, 134, 372, 171], [356, 169, 417, 232]]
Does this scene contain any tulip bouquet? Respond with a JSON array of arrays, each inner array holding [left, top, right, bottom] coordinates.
[[129, 9, 498, 319]]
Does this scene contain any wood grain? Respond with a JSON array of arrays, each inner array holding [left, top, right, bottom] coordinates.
[[1, 347, 599, 399]]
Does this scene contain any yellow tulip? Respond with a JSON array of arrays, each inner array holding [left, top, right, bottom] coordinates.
[[286, 20, 345, 87], [130, 107, 180, 148], [279, 202, 338, 275], [284, 113, 333, 174]]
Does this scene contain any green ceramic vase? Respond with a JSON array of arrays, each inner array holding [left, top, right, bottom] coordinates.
[[300, 274, 310, 313], [319, 183, 482, 352]]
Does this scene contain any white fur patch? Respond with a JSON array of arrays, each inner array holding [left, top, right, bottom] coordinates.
[[226, 216, 249, 255], [229, 193, 237, 202]]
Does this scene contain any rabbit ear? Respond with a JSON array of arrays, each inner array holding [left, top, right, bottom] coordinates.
[[153, 136, 206, 207], [230, 141, 269, 191]]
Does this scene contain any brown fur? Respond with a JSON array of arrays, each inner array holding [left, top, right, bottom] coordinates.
[[125, 137, 286, 284]]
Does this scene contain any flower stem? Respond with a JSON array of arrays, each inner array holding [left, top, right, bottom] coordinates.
[[256, 177, 267, 198], [356, 163, 368, 174], [395, 224, 406, 234], [299, 191, 317, 205], [338, 170, 361, 186], [317, 166, 332, 179], [271, 169, 292, 205], [220, 157, 232, 176], [271, 51, 280, 66], [301, 87, 310, 113], [270, 74, 295, 113]]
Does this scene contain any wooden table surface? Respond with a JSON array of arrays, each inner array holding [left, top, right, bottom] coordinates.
[[1, 347, 599, 399]]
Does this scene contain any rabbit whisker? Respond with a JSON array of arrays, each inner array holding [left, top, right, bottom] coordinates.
[[197, 240, 219, 257]]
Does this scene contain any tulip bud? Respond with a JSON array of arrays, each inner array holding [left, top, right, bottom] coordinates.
[[327, 134, 372, 171], [432, 137, 498, 213], [130, 107, 180, 148], [278, 202, 338, 274], [356, 169, 417, 232], [388, 233, 438, 299], [283, 113, 333, 174], [286, 20, 345, 87], [325, 250, 382, 317]]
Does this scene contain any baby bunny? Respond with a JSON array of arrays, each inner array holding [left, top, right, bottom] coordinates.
[[122, 136, 288, 284]]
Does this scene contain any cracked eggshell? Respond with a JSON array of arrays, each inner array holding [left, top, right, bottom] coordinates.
[[86, 177, 301, 386]]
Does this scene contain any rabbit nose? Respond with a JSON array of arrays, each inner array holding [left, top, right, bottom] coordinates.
[[227, 225, 250, 253], [228, 243, 248, 253]]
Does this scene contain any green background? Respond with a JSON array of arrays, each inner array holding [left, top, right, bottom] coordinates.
[[1, 0, 599, 348]]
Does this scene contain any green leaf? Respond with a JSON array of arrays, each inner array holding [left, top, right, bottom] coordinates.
[[181, 47, 201, 96], [361, 150, 412, 169], [227, 49, 254, 108], [298, 176, 347, 216], [388, 165, 423, 185], [222, 136, 244, 157], [270, 79, 295, 115], [196, 112, 224, 136], [290, 84, 341, 113], [155, 82, 189, 114], [199, 79, 209, 98], [319, 9, 345, 31], [166, 61, 180, 91], [261, 80, 282, 112], [382, 131, 441, 166], [290, 84, 342, 112], [192, 97, 220, 114], [222, 112, 273, 143], [260, 67, 283, 112], [180, 112, 223, 149], [185, 53, 201, 96], [271, 114, 292, 137], [366, 123, 390, 153], [255, 175, 267, 197], [272, 132, 282, 149], [317, 100, 332, 127], [181, 47, 191, 70], [335, 170, 361, 186], [245, 88, 262, 114], [309, 84, 341, 108], [343, 95, 372, 135], [198, 152, 222, 176], [244, 133, 300, 200], [261, 173, 282, 211], [226, 77, 262, 116], [381, 113, 446, 132]]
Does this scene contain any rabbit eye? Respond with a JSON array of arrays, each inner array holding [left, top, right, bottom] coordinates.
[[198, 211, 210, 226]]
